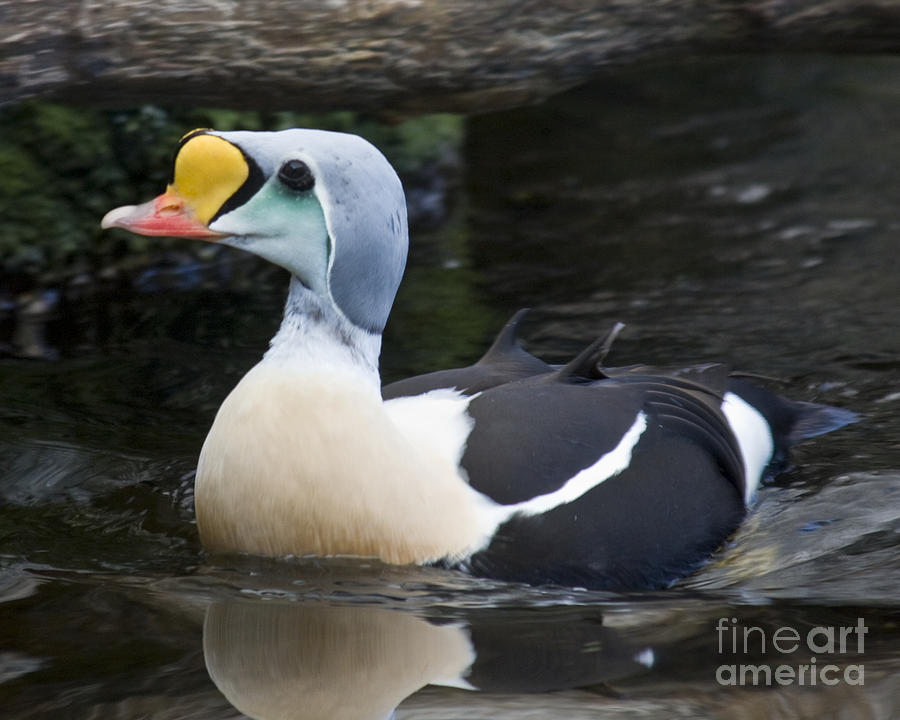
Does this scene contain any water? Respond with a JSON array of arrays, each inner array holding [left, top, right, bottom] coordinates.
[[3, 55, 900, 718]]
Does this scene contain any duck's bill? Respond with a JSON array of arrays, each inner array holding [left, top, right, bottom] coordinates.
[[101, 190, 225, 240]]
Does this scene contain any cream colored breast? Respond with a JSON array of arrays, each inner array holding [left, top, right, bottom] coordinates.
[[195, 361, 499, 564], [204, 602, 475, 720]]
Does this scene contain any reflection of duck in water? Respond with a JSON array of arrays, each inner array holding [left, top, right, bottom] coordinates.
[[103, 129, 854, 590], [203, 600, 652, 720]]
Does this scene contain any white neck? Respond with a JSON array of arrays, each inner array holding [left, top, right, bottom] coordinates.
[[264, 276, 382, 385], [195, 275, 502, 564]]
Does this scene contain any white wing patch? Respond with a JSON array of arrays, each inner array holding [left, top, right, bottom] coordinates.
[[384, 388, 476, 470], [634, 648, 656, 668], [498, 411, 648, 521], [721, 391, 774, 505]]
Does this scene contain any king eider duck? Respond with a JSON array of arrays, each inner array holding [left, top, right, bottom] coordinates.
[[101, 128, 855, 591]]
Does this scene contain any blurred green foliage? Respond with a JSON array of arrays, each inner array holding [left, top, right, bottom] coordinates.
[[0, 103, 462, 284]]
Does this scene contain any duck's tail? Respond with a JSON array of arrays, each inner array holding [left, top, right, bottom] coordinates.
[[726, 376, 858, 488], [785, 400, 859, 445]]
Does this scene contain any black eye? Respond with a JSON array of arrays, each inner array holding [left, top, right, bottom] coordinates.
[[277, 159, 315, 192]]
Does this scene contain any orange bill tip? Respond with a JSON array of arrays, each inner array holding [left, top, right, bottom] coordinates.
[[101, 189, 225, 239]]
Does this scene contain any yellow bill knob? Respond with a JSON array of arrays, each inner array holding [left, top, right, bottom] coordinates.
[[170, 132, 249, 225]]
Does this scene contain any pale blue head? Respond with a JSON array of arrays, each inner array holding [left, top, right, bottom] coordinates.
[[102, 128, 409, 334]]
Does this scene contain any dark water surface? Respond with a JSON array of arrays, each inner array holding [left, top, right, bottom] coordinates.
[[3, 55, 900, 718]]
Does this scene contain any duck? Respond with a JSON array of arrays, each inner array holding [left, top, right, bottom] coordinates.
[[203, 594, 654, 720], [101, 128, 855, 591]]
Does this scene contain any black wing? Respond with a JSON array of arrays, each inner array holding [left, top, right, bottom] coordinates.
[[387, 315, 855, 590], [382, 310, 551, 398], [454, 366, 748, 590]]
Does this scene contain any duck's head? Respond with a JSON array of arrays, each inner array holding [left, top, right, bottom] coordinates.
[[102, 129, 408, 334]]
